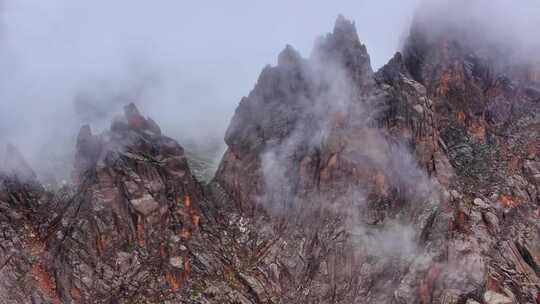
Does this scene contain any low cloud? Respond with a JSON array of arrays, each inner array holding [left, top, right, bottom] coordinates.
[[0, 0, 420, 181]]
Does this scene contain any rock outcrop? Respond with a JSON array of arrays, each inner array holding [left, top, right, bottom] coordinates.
[[212, 10, 540, 304], [1, 7, 540, 304], [1, 104, 204, 303]]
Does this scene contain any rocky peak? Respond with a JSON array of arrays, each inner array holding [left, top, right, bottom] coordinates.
[[403, 0, 540, 169], [224, 49, 312, 157], [404, 1, 540, 87], [123, 102, 145, 128], [109, 102, 161, 135], [215, 11, 540, 304], [313, 15, 373, 85], [334, 14, 357, 36], [325, 14, 363, 53], [72, 124, 102, 184], [124, 102, 141, 119], [77, 124, 92, 141], [1, 9, 540, 304], [327, 14, 362, 51], [277, 44, 303, 67], [1, 103, 206, 303], [394, 6, 540, 303], [72, 103, 166, 185], [224, 15, 379, 160], [375, 52, 411, 85]]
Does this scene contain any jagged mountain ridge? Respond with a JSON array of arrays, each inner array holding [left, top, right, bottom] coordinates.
[[0, 12, 539, 304]]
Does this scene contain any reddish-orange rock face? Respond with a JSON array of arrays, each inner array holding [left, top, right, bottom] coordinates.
[[29, 263, 60, 304]]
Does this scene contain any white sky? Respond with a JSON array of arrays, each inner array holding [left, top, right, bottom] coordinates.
[[0, 1, 419, 143]]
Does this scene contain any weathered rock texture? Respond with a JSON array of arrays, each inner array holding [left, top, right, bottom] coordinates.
[[1, 9, 540, 304], [1, 104, 203, 303], [213, 12, 540, 304]]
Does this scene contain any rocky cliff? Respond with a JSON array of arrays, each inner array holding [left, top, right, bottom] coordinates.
[[0, 10, 539, 304]]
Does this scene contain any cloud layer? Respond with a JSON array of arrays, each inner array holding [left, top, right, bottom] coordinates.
[[0, 0, 420, 180]]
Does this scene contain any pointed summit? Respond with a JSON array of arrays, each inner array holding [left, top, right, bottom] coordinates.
[[119, 102, 162, 135], [77, 124, 93, 143], [277, 44, 303, 67], [124, 102, 142, 120], [375, 52, 412, 85], [72, 125, 102, 184], [312, 14, 373, 85], [333, 14, 358, 40], [124, 102, 145, 128]]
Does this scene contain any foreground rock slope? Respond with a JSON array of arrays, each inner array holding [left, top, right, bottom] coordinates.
[[1, 12, 539, 304]]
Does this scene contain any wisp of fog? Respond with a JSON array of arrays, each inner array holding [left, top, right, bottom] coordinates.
[[0, 0, 420, 181]]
